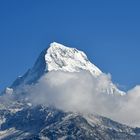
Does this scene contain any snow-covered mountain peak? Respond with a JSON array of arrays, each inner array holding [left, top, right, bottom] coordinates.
[[10, 42, 125, 95], [45, 42, 102, 76]]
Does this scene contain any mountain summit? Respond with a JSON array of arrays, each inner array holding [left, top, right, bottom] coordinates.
[[45, 42, 102, 75], [11, 42, 102, 88], [11, 42, 124, 95], [9, 43, 97, 88]]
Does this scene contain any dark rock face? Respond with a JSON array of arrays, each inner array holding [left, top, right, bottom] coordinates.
[[11, 48, 47, 89], [0, 106, 140, 140]]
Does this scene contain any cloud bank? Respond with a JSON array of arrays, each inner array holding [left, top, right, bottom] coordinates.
[[23, 70, 140, 127]]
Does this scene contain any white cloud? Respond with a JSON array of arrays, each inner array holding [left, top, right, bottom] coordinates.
[[115, 86, 140, 127], [12, 70, 140, 127]]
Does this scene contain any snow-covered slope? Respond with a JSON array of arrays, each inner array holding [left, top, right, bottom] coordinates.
[[45, 42, 102, 75], [0, 106, 140, 140]]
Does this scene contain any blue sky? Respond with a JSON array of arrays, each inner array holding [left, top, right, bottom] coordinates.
[[0, 0, 140, 91]]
